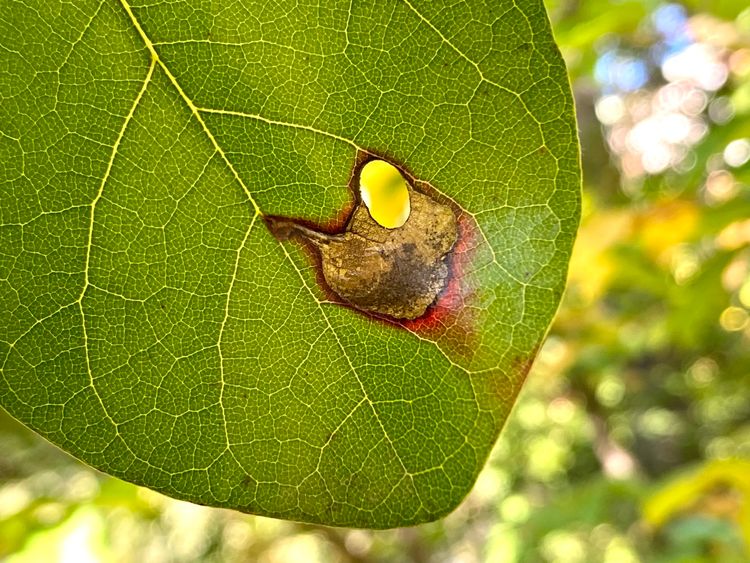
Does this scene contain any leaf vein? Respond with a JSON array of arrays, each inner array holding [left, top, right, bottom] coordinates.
[[79, 56, 156, 431], [118, 0, 261, 215], [276, 238, 417, 491], [217, 211, 260, 470]]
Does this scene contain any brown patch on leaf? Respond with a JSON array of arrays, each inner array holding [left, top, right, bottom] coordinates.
[[264, 151, 487, 361], [268, 158, 459, 320], [399, 211, 480, 354]]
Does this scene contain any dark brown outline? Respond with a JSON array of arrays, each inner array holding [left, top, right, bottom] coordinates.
[[264, 149, 480, 352]]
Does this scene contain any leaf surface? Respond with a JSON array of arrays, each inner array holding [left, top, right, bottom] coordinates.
[[0, 0, 580, 527]]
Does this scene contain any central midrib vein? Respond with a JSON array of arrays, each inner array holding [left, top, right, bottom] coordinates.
[[118, 0, 262, 216]]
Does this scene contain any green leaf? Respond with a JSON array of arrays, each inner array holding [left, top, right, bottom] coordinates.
[[0, 0, 580, 528]]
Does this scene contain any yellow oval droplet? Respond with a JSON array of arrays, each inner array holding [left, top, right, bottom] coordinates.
[[359, 160, 411, 229]]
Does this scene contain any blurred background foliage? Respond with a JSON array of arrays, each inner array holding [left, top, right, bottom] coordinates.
[[2, 1, 750, 561]]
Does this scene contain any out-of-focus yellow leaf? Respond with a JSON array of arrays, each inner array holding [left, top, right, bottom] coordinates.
[[568, 199, 701, 303], [636, 200, 700, 263], [717, 219, 750, 250], [568, 208, 632, 302], [643, 459, 750, 551]]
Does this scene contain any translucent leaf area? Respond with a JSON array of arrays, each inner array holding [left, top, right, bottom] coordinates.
[[0, 0, 579, 528]]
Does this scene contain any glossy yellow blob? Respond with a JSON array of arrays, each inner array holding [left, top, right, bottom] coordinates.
[[359, 160, 411, 229]]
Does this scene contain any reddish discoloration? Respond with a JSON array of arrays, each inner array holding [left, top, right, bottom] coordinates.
[[265, 149, 481, 349], [513, 350, 538, 385], [492, 348, 540, 404], [399, 210, 480, 353]]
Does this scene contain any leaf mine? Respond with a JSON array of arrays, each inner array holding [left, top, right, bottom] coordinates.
[[269, 159, 459, 320]]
